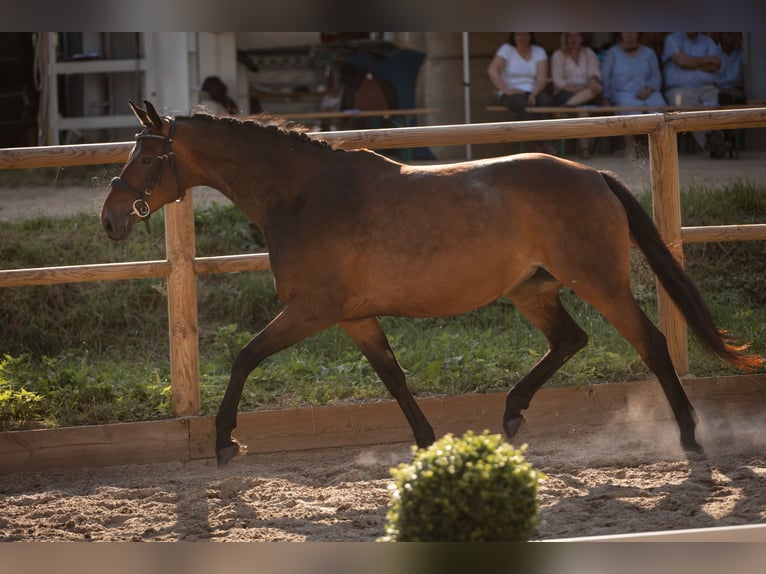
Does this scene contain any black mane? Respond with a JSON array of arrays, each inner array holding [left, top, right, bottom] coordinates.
[[181, 110, 341, 152]]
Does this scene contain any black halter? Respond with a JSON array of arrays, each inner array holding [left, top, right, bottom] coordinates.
[[110, 118, 185, 219]]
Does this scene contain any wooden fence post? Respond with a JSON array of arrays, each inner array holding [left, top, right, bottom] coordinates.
[[648, 122, 689, 375], [164, 191, 200, 416]]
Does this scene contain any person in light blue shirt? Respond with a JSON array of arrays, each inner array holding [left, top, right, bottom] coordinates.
[[602, 32, 666, 110], [662, 32, 720, 106], [662, 32, 724, 154], [602, 32, 666, 157], [716, 32, 745, 105]]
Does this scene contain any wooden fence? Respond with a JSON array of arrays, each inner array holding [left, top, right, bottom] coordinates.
[[2, 108, 766, 419]]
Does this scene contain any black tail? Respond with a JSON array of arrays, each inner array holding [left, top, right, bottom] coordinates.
[[600, 170, 763, 372]]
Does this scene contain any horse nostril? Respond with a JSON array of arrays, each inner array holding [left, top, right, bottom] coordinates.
[[103, 218, 114, 234]]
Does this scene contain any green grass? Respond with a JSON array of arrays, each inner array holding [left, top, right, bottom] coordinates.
[[1, 179, 765, 430]]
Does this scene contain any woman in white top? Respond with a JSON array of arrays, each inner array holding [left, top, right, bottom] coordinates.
[[488, 32, 556, 153]]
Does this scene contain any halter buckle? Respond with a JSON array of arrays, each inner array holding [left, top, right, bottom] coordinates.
[[132, 199, 151, 218]]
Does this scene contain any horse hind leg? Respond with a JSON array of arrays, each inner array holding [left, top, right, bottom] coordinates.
[[504, 271, 588, 441], [341, 317, 436, 448], [572, 283, 703, 456]]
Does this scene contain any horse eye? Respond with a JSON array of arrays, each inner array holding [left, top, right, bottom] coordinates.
[[141, 157, 153, 165]]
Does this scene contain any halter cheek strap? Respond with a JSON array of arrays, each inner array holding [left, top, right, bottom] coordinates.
[[110, 118, 186, 219]]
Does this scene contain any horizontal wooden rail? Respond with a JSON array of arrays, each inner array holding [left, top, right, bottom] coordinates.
[[0, 260, 172, 288], [193, 253, 271, 275], [682, 223, 766, 243], [320, 114, 667, 149], [0, 141, 132, 169], [666, 108, 766, 131], [0, 255, 274, 287]]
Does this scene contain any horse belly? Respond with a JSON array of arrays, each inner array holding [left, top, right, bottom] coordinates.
[[347, 246, 530, 318]]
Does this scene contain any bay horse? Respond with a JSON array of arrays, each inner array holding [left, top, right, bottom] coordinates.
[[101, 100, 762, 467]]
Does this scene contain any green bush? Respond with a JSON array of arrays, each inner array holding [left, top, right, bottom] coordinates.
[[381, 431, 545, 542]]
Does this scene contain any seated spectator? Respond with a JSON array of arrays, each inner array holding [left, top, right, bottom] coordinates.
[[662, 32, 727, 156], [602, 32, 666, 156], [551, 33, 603, 107], [551, 32, 603, 157], [662, 32, 721, 107], [716, 32, 746, 105], [487, 32, 557, 154], [199, 76, 239, 115], [602, 33, 665, 109]]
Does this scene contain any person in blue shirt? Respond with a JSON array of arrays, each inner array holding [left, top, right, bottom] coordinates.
[[662, 32, 725, 155], [716, 32, 746, 105], [602, 32, 666, 156], [662, 32, 720, 107], [602, 32, 665, 110]]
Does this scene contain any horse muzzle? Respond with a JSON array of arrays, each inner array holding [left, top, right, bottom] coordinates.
[[100, 209, 134, 241], [101, 178, 153, 240], [100, 199, 137, 242]]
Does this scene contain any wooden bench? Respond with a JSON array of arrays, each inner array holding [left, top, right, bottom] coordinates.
[[487, 102, 766, 157], [486, 102, 766, 117]]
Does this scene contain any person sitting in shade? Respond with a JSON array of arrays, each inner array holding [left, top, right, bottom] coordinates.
[[661, 32, 730, 157], [715, 32, 746, 105], [662, 32, 721, 108], [601, 32, 666, 155], [602, 32, 665, 109], [551, 32, 603, 107], [551, 32, 603, 158], [199, 76, 239, 115]]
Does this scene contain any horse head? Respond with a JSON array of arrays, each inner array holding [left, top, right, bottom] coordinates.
[[100, 100, 187, 240]]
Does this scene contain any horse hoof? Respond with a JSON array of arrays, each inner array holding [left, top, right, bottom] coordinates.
[[216, 439, 246, 467], [683, 440, 706, 460], [503, 415, 526, 441], [415, 431, 436, 449]]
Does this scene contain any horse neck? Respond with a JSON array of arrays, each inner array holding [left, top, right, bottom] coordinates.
[[176, 117, 326, 229]]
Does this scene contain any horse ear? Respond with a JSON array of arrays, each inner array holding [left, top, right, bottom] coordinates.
[[143, 100, 164, 129], [129, 100, 152, 127]]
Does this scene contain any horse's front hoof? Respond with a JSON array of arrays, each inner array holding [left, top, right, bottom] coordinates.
[[414, 429, 436, 449], [503, 414, 526, 441], [216, 439, 247, 467]]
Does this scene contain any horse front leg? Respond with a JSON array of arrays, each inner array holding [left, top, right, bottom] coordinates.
[[504, 276, 588, 441], [216, 305, 335, 467], [341, 317, 435, 448]]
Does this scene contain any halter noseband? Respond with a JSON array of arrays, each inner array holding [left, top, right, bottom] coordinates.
[[110, 117, 186, 219]]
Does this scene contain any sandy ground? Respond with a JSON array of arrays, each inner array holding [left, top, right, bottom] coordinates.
[[1, 414, 764, 541]]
